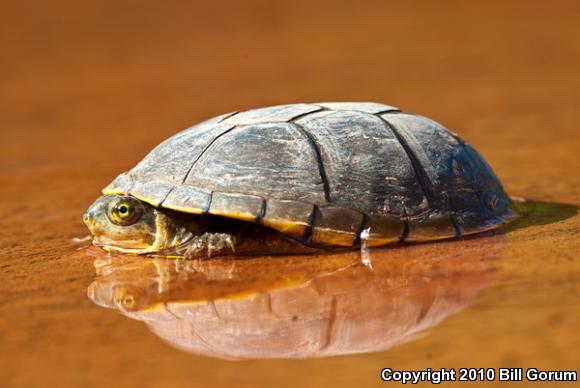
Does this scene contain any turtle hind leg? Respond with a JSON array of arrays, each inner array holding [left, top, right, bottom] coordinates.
[[190, 226, 323, 258], [181, 217, 323, 259], [235, 226, 323, 256]]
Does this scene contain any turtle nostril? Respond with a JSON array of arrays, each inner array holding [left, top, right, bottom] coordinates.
[[83, 212, 93, 226]]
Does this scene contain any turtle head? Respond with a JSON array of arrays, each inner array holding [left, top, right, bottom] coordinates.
[[83, 195, 160, 253], [84, 195, 198, 255]]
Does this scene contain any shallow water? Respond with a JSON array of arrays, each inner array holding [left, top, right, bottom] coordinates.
[[2, 1, 580, 387]]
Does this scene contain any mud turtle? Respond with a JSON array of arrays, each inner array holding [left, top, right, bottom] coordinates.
[[83, 102, 515, 258]]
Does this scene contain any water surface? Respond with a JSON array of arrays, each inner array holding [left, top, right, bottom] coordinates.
[[1, 1, 580, 387]]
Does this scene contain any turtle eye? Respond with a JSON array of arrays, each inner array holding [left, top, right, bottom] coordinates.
[[108, 197, 143, 226]]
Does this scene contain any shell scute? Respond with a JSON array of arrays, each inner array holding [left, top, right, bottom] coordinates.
[[104, 113, 236, 199], [295, 109, 427, 218], [406, 213, 457, 242], [162, 187, 211, 214], [221, 104, 322, 125], [362, 215, 405, 247], [381, 112, 512, 230], [129, 181, 173, 207], [184, 122, 326, 203], [310, 206, 364, 247], [209, 192, 265, 222], [317, 101, 399, 114], [261, 200, 314, 239]]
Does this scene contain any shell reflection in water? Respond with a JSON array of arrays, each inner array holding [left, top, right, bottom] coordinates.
[[87, 235, 505, 359]]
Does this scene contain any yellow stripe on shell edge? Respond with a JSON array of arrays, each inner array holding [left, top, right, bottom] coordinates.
[[102, 187, 125, 196]]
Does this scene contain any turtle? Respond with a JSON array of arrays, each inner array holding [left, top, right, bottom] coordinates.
[[83, 102, 516, 258]]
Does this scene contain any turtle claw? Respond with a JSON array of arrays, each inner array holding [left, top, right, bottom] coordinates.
[[184, 233, 237, 259]]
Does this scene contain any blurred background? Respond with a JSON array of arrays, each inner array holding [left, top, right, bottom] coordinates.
[[3, 0, 579, 183], [1, 1, 579, 387]]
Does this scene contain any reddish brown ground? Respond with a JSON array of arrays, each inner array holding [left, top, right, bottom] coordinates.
[[1, 1, 579, 387]]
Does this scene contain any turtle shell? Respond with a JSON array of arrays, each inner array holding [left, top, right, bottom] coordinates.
[[104, 102, 515, 248]]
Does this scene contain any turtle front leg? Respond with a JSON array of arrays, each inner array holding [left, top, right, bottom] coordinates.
[[183, 232, 237, 259]]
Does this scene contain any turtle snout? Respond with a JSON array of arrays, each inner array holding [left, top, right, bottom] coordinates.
[[83, 210, 94, 228], [84, 196, 111, 231], [83, 205, 100, 230], [83, 206, 107, 240]]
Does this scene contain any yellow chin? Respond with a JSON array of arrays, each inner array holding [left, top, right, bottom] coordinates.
[[93, 236, 153, 255]]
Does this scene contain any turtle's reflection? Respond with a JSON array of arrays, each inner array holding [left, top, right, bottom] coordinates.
[[88, 235, 504, 359]]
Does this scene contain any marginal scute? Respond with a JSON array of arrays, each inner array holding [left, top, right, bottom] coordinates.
[[221, 104, 322, 125], [361, 215, 405, 246], [316, 102, 399, 114], [209, 192, 265, 222], [162, 187, 211, 214], [453, 212, 504, 236], [128, 181, 173, 207], [406, 213, 457, 242], [103, 172, 131, 195], [261, 200, 314, 239], [310, 207, 364, 247]]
